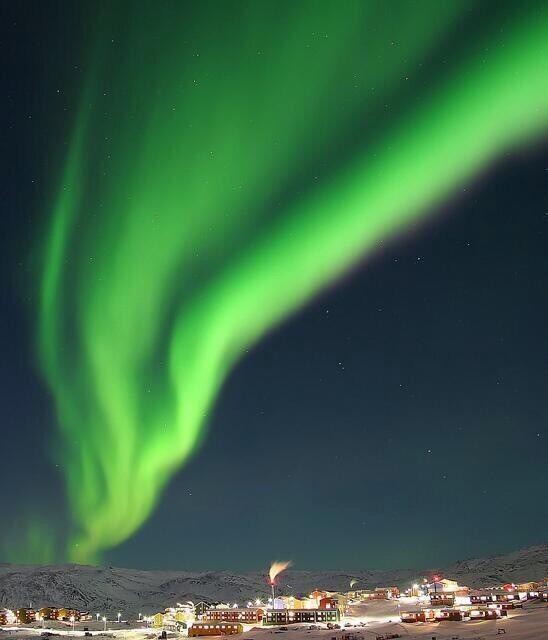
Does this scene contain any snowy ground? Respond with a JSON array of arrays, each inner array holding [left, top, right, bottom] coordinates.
[[2, 601, 547, 640]]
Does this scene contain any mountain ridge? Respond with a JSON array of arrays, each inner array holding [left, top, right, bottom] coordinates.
[[0, 544, 545, 614]]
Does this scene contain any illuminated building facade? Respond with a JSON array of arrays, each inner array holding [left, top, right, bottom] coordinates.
[[38, 608, 59, 620], [279, 596, 305, 609], [400, 609, 436, 623], [188, 622, 243, 636], [0, 610, 17, 625], [15, 608, 36, 623], [264, 609, 340, 625], [469, 590, 522, 605], [429, 593, 455, 606], [203, 608, 263, 623], [434, 609, 469, 622]]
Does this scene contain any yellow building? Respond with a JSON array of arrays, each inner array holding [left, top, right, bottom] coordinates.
[[516, 582, 539, 591], [440, 578, 460, 593], [57, 608, 80, 622], [38, 608, 58, 620], [280, 596, 304, 610], [151, 612, 165, 628]]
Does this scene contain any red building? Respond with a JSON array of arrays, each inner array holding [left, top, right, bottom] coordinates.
[[319, 597, 336, 609], [203, 609, 263, 623], [469, 591, 520, 605], [189, 622, 242, 636], [401, 609, 436, 623], [469, 608, 501, 620], [435, 609, 468, 622]]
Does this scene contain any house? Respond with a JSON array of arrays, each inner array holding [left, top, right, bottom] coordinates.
[[486, 601, 521, 610], [346, 589, 369, 600], [15, 608, 36, 624], [165, 605, 194, 625], [454, 590, 473, 606], [188, 622, 243, 636], [204, 608, 263, 624], [400, 609, 436, 623], [56, 608, 80, 622], [0, 610, 16, 625], [279, 596, 305, 610], [516, 582, 540, 592], [469, 590, 521, 605], [195, 602, 212, 619], [160, 609, 191, 631], [38, 607, 59, 620], [263, 609, 340, 625], [469, 607, 502, 620], [310, 590, 328, 602], [346, 589, 377, 601], [435, 608, 469, 622], [429, 593, 455, 606], [438, 578, 459, 593], [318, 595, 346, 616], [151, 612, 165, 628]]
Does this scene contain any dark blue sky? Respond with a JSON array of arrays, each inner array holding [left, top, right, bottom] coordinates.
[[1, 1, 547, 570]]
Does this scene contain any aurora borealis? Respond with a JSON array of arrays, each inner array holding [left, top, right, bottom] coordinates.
[[5, 0, 547, 564]]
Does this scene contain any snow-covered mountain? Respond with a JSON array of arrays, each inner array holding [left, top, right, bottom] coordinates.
[[0, 544, 545, 615]]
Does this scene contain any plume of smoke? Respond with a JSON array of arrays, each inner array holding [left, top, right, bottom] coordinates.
[[269, 561, 292, 584]]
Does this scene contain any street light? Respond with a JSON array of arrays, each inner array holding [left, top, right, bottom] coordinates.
[[117, 613, 121, 623], [70, 615, 75, 632], [138, 613, 142, 622], [102, 616, 107, 631], [96, 614, 100, 622]]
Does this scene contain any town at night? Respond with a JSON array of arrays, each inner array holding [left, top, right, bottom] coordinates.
[[1, 560, 548, 639]]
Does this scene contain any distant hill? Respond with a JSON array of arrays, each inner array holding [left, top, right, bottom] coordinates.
[[0, 544, 546, 615]]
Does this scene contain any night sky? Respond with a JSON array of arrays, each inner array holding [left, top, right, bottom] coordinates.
[[1, 1, 547, 571]]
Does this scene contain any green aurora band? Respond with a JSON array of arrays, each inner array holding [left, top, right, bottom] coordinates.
[[37, 1, 548, 563]]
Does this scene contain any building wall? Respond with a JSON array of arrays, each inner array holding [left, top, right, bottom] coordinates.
[[189, 623, 243, 636], [203, 609, 262, 623], [264, 609, 340, 625]]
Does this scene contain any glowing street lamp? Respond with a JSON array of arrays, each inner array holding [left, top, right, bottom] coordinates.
[[96, 614, 100, 622], [102, 616, 107, 631], [117, 613, 121, 623], [70, 615, 75, 632]]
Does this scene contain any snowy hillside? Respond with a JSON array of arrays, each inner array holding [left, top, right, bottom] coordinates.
[[0, 544, 545, 615]]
